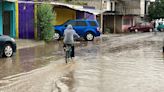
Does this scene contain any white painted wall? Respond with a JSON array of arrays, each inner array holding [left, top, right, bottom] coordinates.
[[140, 0, 145, 17], [103, 0, 115, 11]]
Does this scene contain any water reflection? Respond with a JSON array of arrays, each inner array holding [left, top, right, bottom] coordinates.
[[0, 40, 96, 80], [4, 58, 13, 69], [163, 53, 164, 60], [0, 38, 106, 81], [73, 36, 164, 92], [59, 71, 75, 92], [0, 41, 63, 79]]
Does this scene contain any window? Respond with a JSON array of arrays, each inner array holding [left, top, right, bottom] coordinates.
[[111, 2, 113, 11], [140, 23, 145, 26], [145, 23, 150, 26], [76, 21, 87, 26], [88, 21, 97, 26], [123, 19, 130, 25], [66, 21, 76, 26]]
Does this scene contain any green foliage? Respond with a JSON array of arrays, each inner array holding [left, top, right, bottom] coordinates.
[[148, 0, 164, 20], [64, 0, 72, 2], [37, 4, 55, 41]]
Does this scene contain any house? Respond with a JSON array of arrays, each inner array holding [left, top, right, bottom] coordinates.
[[16, 1, 101, 39], [51, 2, 99, 25], [100, 0, 146, 33], [0, 0, 17, 38], [75, 0, 151, 33]]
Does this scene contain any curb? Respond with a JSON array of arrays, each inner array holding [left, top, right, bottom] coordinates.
[[16, 39, 45, 50]]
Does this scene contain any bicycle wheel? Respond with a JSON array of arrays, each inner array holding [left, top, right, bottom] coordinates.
[[65, 50, 68, 64], [65, 45, 72, 64]]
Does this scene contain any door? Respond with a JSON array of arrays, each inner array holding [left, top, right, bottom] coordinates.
[[19, 3, 34, 39], [140, 23, 146, 32], [74, 21, 87, 36], [3, 11, 11, 36]]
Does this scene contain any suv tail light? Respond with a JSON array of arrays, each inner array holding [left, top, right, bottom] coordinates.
[[97, 27, 100, 32]]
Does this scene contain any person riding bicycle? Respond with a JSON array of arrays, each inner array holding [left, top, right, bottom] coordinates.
[[63, 24, 80, 61]]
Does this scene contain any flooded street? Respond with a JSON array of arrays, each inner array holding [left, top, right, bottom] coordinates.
[[0, 33, 164, 92], [74, 33, 164, 92], [0, 41, 64, 79]]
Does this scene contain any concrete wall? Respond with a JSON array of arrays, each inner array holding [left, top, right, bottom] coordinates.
[[84, 12, 95, 20], [4, 2, 16, 37], [104, 15, 123, 33], [122, 16, 134, 32], [0, 1, 16, 37], [116, 15, 122, 33], [76, 11, 95, 20], [54, 8, 76, 25], [140, 0, 145, 17], [104, 15, 114, 33]]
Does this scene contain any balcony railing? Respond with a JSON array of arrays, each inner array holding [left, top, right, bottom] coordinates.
[[116, 6, 140, 15]]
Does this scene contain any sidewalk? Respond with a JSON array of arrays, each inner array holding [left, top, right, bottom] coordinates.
[[15, 39, 45, 49], [15, 34, 117, 50]]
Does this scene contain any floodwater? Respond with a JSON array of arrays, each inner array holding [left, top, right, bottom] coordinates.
[[72, 33, 164, 92], [0, 33, 164, 92], [0, 41, 64, 79], [0, 40, 92, 80]]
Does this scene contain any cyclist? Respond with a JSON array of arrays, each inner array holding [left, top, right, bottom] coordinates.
[[63, 24, 80, 62]]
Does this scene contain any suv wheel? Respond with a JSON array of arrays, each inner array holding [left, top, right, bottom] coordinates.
[[53, 31, 60, 40], [85, 32, 94, 41], [3, 44, 13, 57]]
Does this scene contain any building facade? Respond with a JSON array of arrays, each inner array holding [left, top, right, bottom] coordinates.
[[74, 0, 150, 33], [0, 0, 16, 38]]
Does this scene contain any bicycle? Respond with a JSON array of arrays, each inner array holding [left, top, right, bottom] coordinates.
[[64, 44, 72, 64]]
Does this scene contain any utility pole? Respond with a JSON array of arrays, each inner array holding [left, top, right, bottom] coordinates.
[[34, 0, 38, 40], [100, 0, 104, 34], [2, 0, 4, 35], [163, 38, 164, 53]]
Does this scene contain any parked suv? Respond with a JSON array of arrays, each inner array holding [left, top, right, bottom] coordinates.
[[53, 19, 101, 41]]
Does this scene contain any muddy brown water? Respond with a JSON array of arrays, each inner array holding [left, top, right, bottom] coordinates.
[[0, 33, 164, 92], [0, 41, 64, 79], [0, 40, 98, 80]]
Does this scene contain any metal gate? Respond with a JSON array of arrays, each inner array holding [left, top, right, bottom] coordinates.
[[19, 3, 34, 39]]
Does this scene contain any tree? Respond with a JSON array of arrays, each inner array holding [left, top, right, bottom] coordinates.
[[37, 4, 55, 41], [148, 0, 164, 20]]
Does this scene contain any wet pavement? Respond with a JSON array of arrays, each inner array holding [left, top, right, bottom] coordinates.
[[0, 41, 64, 79], [0, 33, 164, 92]]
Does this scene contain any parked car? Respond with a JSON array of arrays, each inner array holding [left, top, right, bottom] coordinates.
[[128, 22, 154, 32], [53, 19, 101, 41], [0, 35, 16, 57], [157, 23, 164, 32]]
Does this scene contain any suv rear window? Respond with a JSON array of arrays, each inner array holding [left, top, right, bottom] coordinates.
[[66, 21, 76, 26], [88, 21, 97, 26], [76, 21, 87, 26]]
